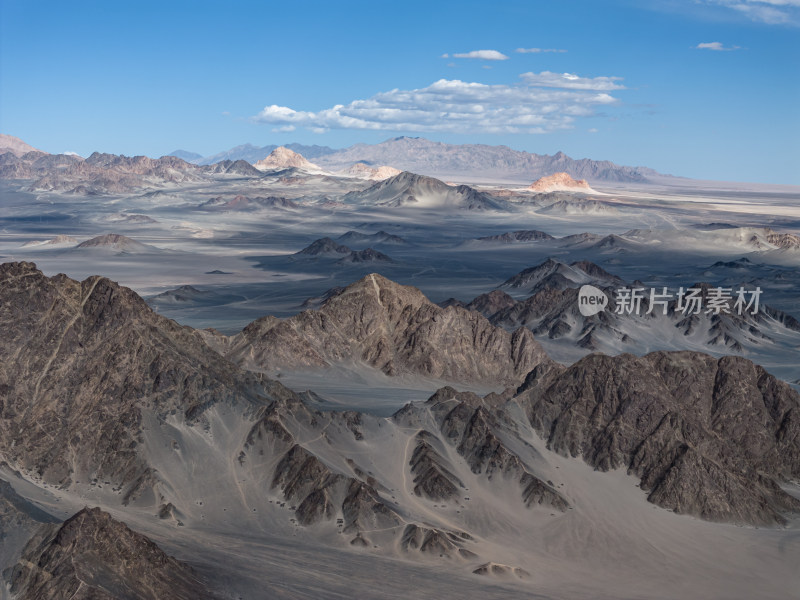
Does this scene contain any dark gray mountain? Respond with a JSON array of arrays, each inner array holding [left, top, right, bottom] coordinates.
[[1, 258, 798, 600], [499, 258, 625, 293], [198, 194, 298, 211], [402, 387, 569, 511], [0, 261, 287, 494], [8, 507, 218, 600], [300, 286, 346, 309], [222, 273, 549, 386], [336, 248, 394, 264], [475, 230, 554, 244], [342, 171, 508, 210], [468, 260, 800, 354], [537, 197, 619, 215], [294, 237, 353, 257], [0, 479, 60, 574], [75, 233, 159, 254], [516, 351, 800, 524], [201, 159, 264, 177], [337, 230, 407, 247], [149, 285, 213, 303]]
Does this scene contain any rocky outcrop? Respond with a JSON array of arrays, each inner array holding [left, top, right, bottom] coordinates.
[[420, 388, 568, 511], [452, 260, 800, 356], [516, 351, 800, 524], [294, 237, 352, 257], [336, 230, 407, 247], [197, 194, 297, 211], [75, 233, 159, 253], [201, 159, 263, 177], [224, 273, 549, 386], [764, 228, 800, 249], [400, 524, 476, 559], [537, 198, 618, 215], [0, 479, 60, 574], [0, 262, 283, 493], [341, 171, 508, 210], [28, 153, 201, 194], [475, 230, 554, 243], [335, 248, 394, 264], [254, 147, 322, 171], [499, 258, 623, 293], [409, 431, 464, 501], [8, 507, 217, 599], [528, 172, 594, 193], [472, 562, 530, 579]]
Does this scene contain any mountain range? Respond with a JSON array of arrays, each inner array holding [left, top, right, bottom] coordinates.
[[1, 261, 798, 598], [447, 256, 800, 351], [208, 273, 548, 386], [166, 136, 663, 183], [1, 134, 670, 194]]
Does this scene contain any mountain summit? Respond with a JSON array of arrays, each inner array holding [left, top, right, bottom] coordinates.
[[312, 137, 661, 183], [528, 172, 595, 193], [253, 146, 322, 171], [0, 134, 42, 157], [223, 272, 548, 385], [342, 171, 507, 210]]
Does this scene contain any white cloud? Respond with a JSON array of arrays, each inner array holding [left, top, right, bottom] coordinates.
[[520, 71, 625, 91], [704, 0, 800, 24], [515, 48, 567, 53], [696, 41, 741, 50], [588, 128, 599, 133], [451, 50, 509, 60], [253, 75, 623, 135]]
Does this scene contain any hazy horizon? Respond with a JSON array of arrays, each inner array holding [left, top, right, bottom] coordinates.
[[1, 0, 798, 184]]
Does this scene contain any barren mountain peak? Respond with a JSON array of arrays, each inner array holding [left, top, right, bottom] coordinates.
[[0, 134, 43, 157], [529, 171, 594, 192], [254, 146, 321, 171], [75, 233, 156, 253], [9, 506, 217, 599], [225, 272, 548, 385]]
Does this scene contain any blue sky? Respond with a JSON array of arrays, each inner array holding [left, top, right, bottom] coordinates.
[[1, 0, 798, 183]]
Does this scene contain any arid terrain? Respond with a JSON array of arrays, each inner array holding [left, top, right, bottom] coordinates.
[[1, 136, 799, 599]]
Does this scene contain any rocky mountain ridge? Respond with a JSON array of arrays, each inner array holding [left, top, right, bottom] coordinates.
[[159, 136, 665, 183], [254, 146, 323, 171], [342, 171, 508, 210], [0, 261, 798, 598], [218, 273, 549, 386], [516, 351, 800, 524], [8, 507, 217, 599], [311, 137, 663, 183]]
